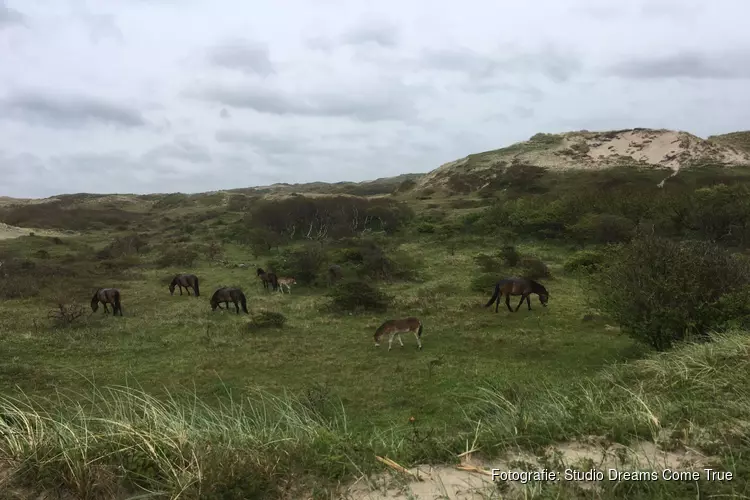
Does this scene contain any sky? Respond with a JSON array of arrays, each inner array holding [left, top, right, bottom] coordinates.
[[1, 0, 749, 197]]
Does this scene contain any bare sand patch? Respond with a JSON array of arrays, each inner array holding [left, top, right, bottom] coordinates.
[[342, 438, 713, 499], [0, 222, 71, 240]]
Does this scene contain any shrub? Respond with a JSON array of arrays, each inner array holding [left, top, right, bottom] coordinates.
[[520, 257, 551, 280], [568, 213, 635, 245], [155, 248, 198, 268], [325, 281, 392, 313], [47, 302, 86, 327], [247, 311, 287, 331], [473, 253, 502, 273], [267, 244, 327, 286], [500, 245, 521, 267], [0, 275, 40, 299], [592, 235, 750, 351], [336, 241, 420, 282], [564, 250, 608, 274]]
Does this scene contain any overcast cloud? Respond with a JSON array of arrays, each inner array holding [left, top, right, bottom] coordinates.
[[1, 0, 750, 197]]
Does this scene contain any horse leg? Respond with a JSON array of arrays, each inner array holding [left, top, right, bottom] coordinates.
[[526, 295, 532, 310], [179, 285, 183, 296], [398, 333, 404, 348], [388, 332, 395, 352], [505, 295, 513, 312], [234, 301, 240, 314], [495, 294, 501, 313], [186, 285, 191, 296], [515, 295, 526, 312], [103, 303, 110, 314], [413, 331, 423, 350]]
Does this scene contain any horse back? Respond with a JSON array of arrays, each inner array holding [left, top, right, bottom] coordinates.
[[375, 317, 421, 338]]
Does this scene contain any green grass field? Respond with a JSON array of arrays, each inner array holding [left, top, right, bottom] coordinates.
[[2, 181, 750, 498], [0, 239, 642, 431]]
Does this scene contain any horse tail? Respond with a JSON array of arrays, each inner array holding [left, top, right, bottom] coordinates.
[[193, 277, 200, 297], [417, 321, 423, 338], [484, 283, 500, 307], [114, 290, 122, 315], [240, 293, 248, 314]]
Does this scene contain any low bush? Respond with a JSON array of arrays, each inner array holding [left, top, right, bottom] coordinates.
[[248, 311, 287, 331], [520, 257, 552, 280], [593, 234, 750, 351], [267, 244, 328, 286], [564, 250, 608, 274], [155, 248, 198, 268], [325, 281, 392, 313]]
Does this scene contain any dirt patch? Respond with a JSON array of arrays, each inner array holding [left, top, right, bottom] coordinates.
[[342, 438, 714, 499]]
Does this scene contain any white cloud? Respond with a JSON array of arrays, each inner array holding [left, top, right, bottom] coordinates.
[[1, 0, 750, 196]]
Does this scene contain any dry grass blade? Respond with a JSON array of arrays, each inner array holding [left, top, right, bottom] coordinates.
[[375, 456, 423, 481]]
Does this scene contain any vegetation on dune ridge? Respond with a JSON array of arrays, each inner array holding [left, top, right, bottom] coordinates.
[[4, 131, 750, 497]]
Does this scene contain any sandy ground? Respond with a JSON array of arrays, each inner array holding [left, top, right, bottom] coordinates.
[[0, 222, 71, 240], [343, 438, 712, 499]]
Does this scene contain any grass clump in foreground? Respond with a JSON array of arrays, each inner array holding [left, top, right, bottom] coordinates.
[[3, 334, 750, 499], [0, 385, 388, 499]]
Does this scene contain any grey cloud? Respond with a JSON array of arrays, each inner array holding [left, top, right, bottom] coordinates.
[[0, 91, 147, 128], [339, 19, 399, 47], [512, 105, 534, 119], [0, 0, 24, 28], [206, 39, 274, 77], [219, 108, 230, 119], [418, 46, 582, 82], [142, 136, 212, 164], [463, 80, 545, 101], [306, 18, 399, 52], [192, 81, 422, 122], [216, 128, 331, 156], [608, 51, 750, 80]]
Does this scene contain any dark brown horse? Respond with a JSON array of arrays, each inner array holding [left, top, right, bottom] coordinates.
[[256, 268, 278, 292], [327, 264, 343, 286], [91, 288, 123, 316], [484, 278, 549, 313], [210, 287, 248, 314], [169, 273, 200, 296]]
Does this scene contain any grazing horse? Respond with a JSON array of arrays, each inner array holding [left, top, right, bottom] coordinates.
[[277, 277, 296, 294], [327, 264, 343, 286], [484, 277, 549, 313], [210, 287, 248, 314], [169, 273, 200, 297], [374, 317, 423, 351], [91, 288, 123, 316], [256, 268, 279, 291]]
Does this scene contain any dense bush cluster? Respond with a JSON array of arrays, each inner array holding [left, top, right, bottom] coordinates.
[[592, 234, 750, 350], [0, 201, 142, 230], [325, 281, 392, 313], [243, 195, 413, 241], [466, 166, 750, 248]]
